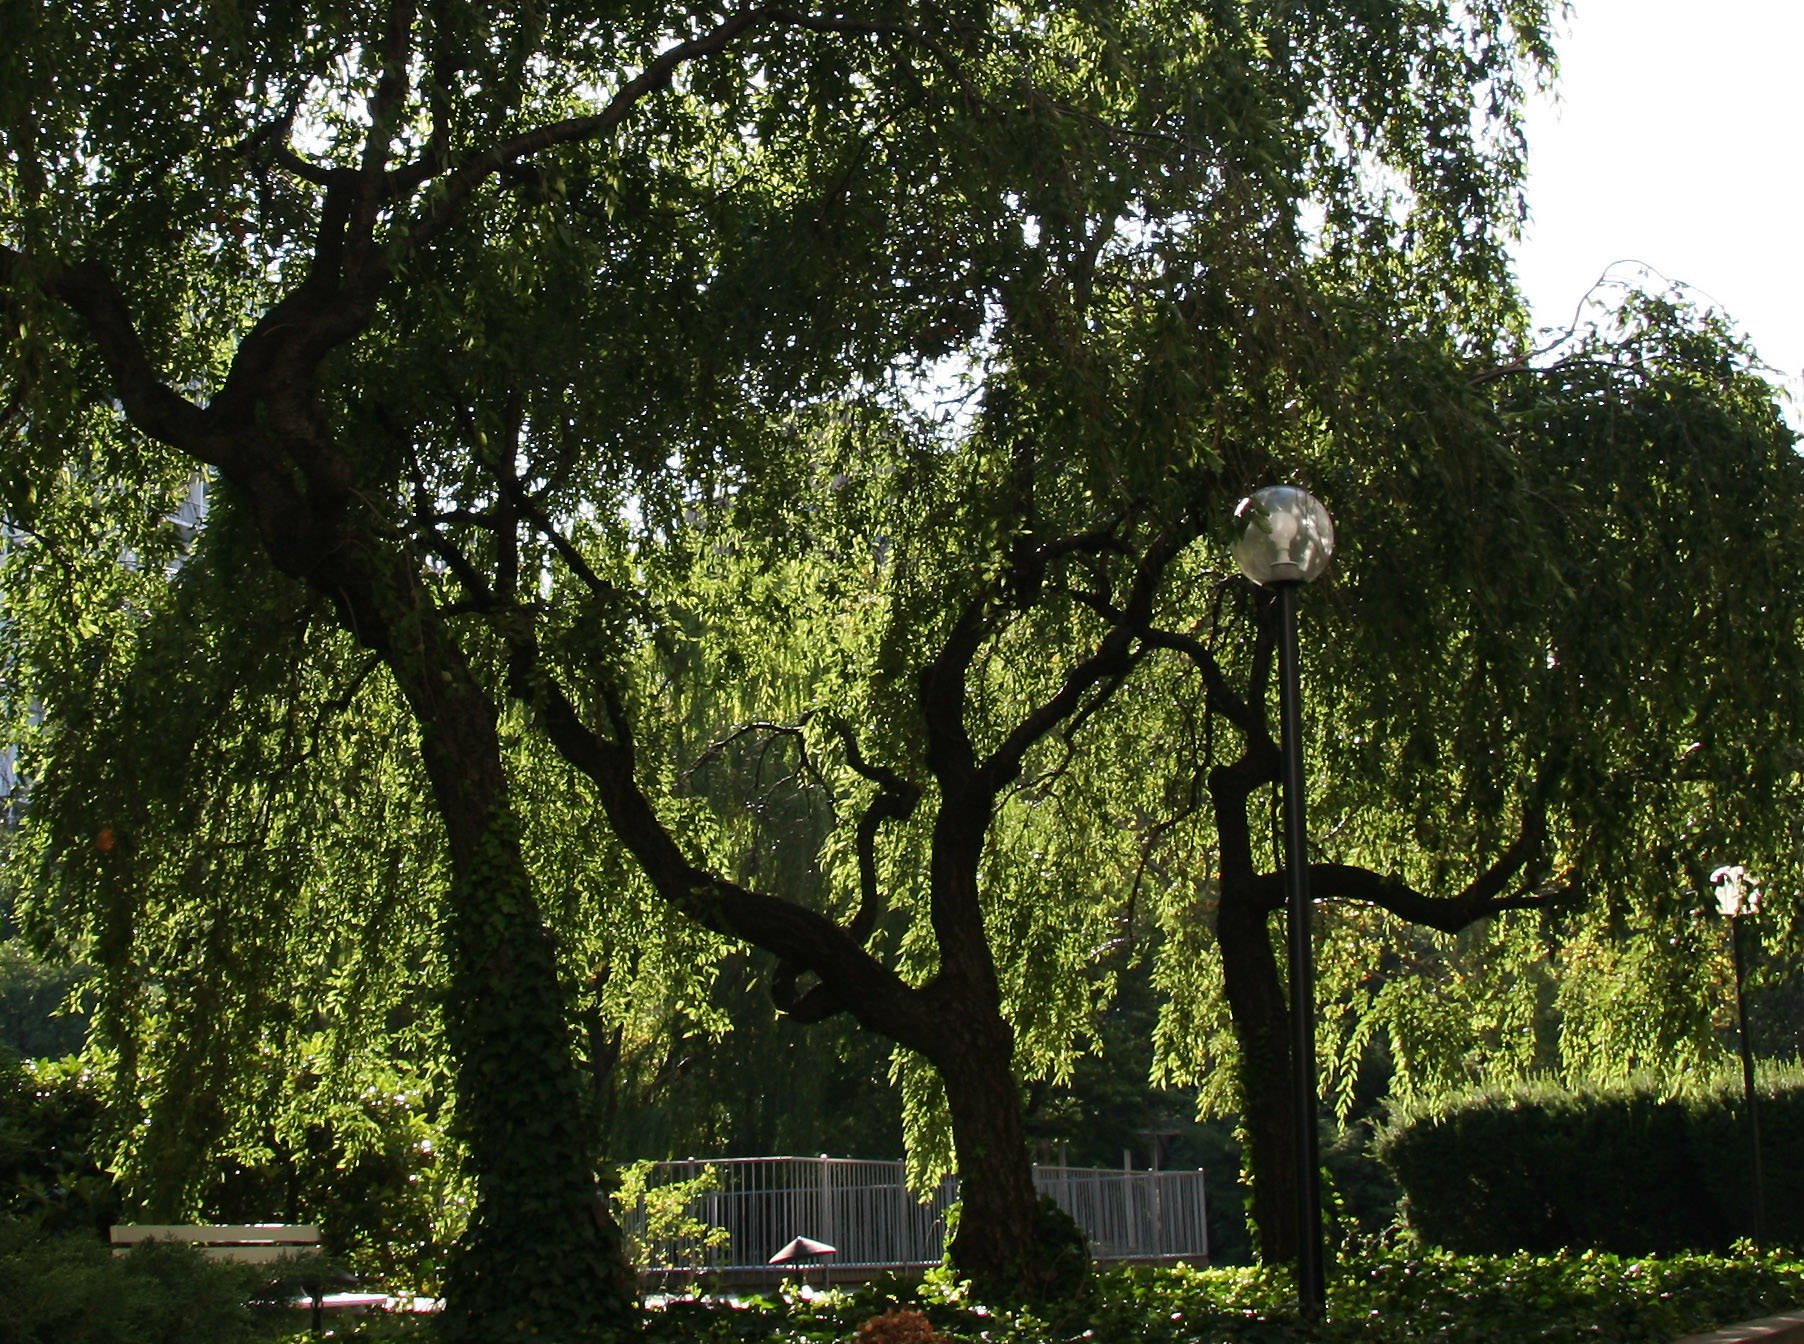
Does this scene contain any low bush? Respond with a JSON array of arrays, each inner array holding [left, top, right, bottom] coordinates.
[[73, 1242, 1790, 1344], [1374, 1068, 1804, 1254], [0, 1050, 118, 1235], [0, 1220, 284, 1344]]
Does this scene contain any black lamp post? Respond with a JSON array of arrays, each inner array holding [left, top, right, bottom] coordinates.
[[1231, 485, 1335, 1316], [1710, 863, 1765, 1244]]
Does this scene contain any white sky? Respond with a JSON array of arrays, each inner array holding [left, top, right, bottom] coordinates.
[[1513, 0, 1804, 421]]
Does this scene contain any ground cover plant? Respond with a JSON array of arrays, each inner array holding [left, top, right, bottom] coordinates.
[[0, 1220, 290, 1344], [267, 1248, 1804, 1344], [628, 1252, 1804, 1344]]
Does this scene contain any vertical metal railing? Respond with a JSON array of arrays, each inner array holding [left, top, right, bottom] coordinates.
[[623, 1156, 1207, 1277]]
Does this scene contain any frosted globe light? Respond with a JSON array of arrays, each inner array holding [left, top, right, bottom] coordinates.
[[1232, 485, 1335, 586]]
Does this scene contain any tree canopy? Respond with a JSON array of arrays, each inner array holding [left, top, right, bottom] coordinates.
[[10, 0, 1803, 1322]]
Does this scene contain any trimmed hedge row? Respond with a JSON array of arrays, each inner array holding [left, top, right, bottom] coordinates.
[[1374, 1068, 1804, 1254]]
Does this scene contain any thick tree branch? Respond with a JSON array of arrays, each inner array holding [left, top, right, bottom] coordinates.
[[406, 8, 767, 246], [495, 471, 634, 611], [505, 631, 935, 1049], [359, 0, 420, 191], [918, 596, 992, 793], [1135, 620, 1269, 747], [1247, 807, 1579, 931], [272, 144, 338, 188], [979, 524, 1192, 794], [2, 250, 214, 457], [820, 714, 922, 945], [688, 713, 920, 1020]]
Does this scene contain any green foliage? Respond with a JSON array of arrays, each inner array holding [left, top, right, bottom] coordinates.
[[0, 941, 90, 1059], [634, 1249, 1804, 1343], [0, 1050, 116, 1235], [0, 1042, 454, 1288], [0, 504, 452, 1215], [1304, 292, 1804, 1098], [1376, 1067, 1804, 1254], [0, 1221, 277, 1344], [1140, 285, 1804, 1261], [613, 1160, 729, 1274], [1024, 1196, 1089, 1303], [200, 1056, 459, 1292]]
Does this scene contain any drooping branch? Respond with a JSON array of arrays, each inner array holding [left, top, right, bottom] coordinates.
[[679, 711, 922, 1022], [1247, 805, 1582, 931], [684, 716, 838, 821], [406, 8, 768, 247], [496, 470, 634, 612]]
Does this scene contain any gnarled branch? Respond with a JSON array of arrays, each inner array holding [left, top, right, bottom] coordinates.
[[1248, 806, 1580, 932]]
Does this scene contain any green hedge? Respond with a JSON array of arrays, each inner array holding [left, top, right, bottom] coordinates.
[[1374, 1068, 1804, 1253]]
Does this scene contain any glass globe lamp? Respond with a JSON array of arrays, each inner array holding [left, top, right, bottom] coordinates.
[[1232, 485, 1335, 586]]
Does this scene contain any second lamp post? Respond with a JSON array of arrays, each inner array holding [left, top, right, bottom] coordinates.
[[1232, 485, 1336, 1315], [1710, 863, 1765, 1245]]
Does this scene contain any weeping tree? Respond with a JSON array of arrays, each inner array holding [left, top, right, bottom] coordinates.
[[0, 510, 449, 1232], [1136, 290, 1804, 1260], [0, 0, 1602, 1306]]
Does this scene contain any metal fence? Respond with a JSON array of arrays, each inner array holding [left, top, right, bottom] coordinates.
[[623, 1156, 1207, 1280]]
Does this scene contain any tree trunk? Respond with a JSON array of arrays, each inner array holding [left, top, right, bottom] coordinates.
[[1215, 883, 1298, 1265], [32, 237, 642, 1330], [1210, 753, 1297, 1265], [403, 667, 639, 1340], [932, 999, 1043, 1292], [227, 490, 642, 1335]]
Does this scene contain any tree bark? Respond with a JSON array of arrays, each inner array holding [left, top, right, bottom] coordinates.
[[928, 985, 1044, 1293], [1210, 753, 1298, 1265], [1215, 883, 1298, 1264], [396, 654, 639, 1339], [239, 529, 643, 1337]]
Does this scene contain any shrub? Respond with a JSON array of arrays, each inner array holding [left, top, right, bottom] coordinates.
[[0, 1047, 452, 1291], [853, 1307, 945, 1344], [0, 942, 90, 1060], [0, 1049, 118, 1235], [1375, 1068, 1804, 1253], [1026, 1195, 1090, 1301], [0, 1220, 276, 1344], [200, 1070, 455, 1291]]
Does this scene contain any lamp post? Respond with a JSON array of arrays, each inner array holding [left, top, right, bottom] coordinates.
[[1231, 485, 1335, 1316], [1710, 863, 1765, 1244]]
